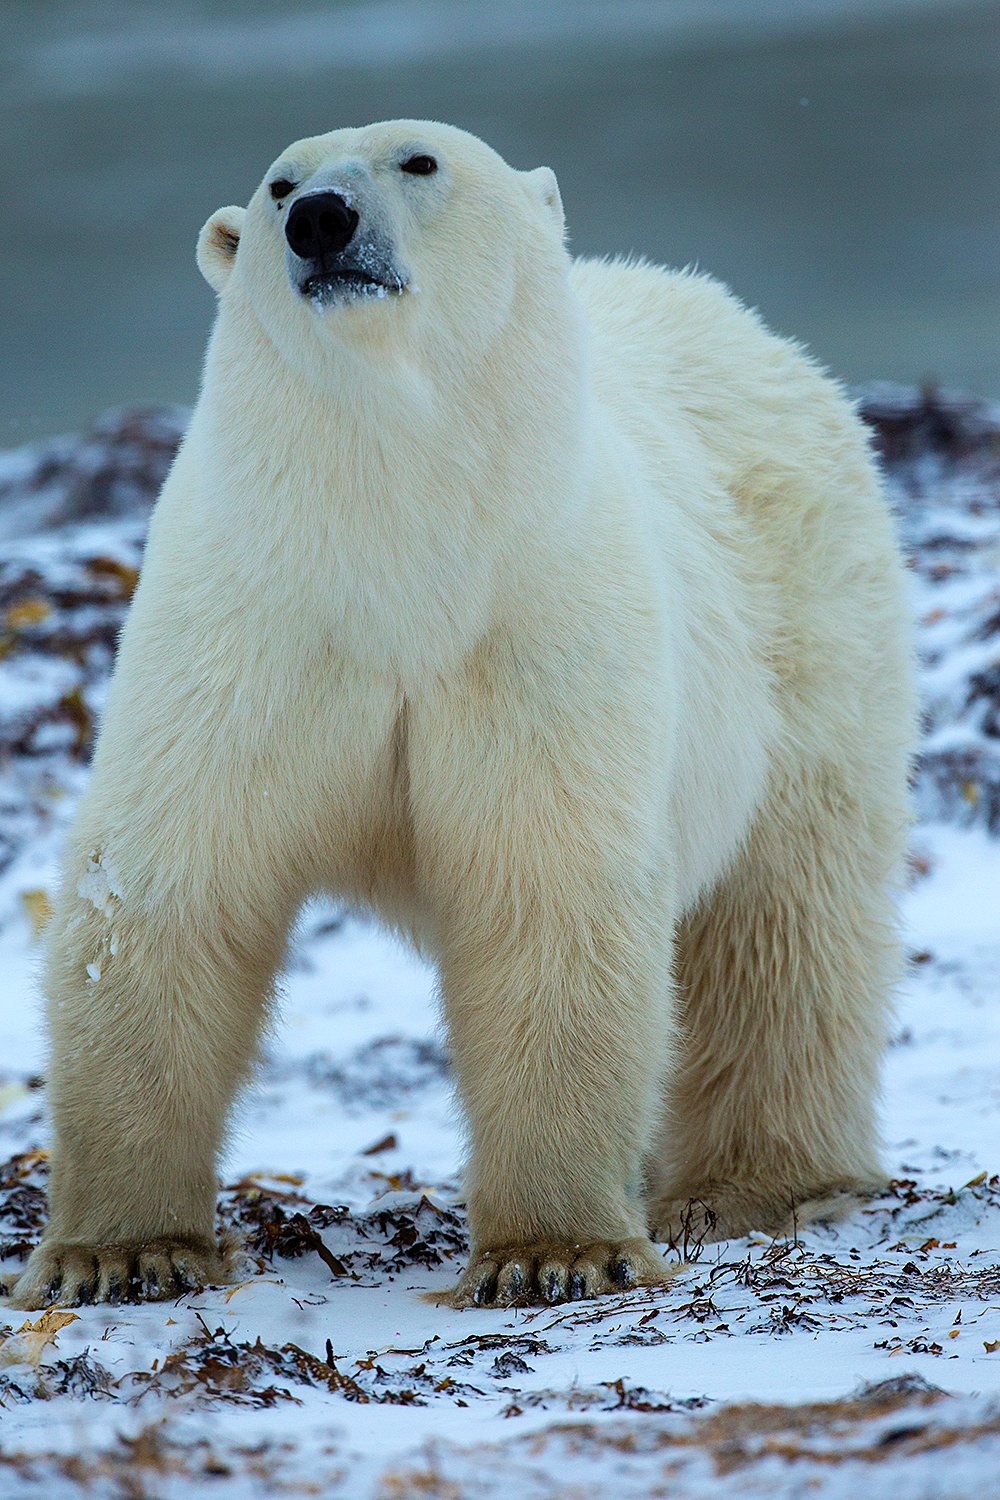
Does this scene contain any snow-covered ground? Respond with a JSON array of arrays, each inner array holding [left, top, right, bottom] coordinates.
[[0, 391, 998, 1495]]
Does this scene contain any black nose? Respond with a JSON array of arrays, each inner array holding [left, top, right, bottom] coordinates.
[[285, 192, 359, 260]]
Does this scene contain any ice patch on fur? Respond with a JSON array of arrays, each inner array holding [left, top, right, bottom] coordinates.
[[77, 852, 121, 918]]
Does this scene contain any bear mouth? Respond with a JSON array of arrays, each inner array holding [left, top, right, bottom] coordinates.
[[299, 266, 407, 307]]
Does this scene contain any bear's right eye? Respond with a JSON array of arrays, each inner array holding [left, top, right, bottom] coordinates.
[[269, 179, 297, 202]]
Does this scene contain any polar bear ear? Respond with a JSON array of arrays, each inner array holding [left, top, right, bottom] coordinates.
[[196, 206, 246, 293], [524, 167, 565, 235]]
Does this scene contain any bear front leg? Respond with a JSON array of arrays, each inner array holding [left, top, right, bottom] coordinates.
[[436, 880, 675, 1307], [10, 837, 297, 1310], [410, 657, 676, 1307]]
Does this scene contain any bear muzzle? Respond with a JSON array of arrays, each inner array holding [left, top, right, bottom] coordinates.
[[285, 189, 407, 308]]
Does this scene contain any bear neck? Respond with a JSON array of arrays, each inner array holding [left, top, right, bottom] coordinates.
[[191, 279, 593, 679]]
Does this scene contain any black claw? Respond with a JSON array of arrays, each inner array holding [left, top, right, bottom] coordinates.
[[541, 1270, 562, 1304], [106, 1276, 123, 1305], [505, 1265, 526, 1300], [610, 1254, 635, 1288], [44, 1281, 62, 1305], [473, 1270, 498, 1306], [569, 1270, 587, 1300], [143, 1268, 160, 1300], [172, 1257, 202, 1294], [75, 1281, 95, 1306]]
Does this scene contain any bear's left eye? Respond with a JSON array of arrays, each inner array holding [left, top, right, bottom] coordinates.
[[400, 155, 437, 176], [269, 178, 297, 202]]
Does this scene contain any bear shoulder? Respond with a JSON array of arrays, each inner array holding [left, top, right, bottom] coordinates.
[[569, 256, 866, 492]]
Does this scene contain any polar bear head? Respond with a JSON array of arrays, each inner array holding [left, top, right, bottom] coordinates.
[[197, 120, 568, 382]]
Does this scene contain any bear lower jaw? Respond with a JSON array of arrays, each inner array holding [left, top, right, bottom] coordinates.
[[300, 268, 407, 309]]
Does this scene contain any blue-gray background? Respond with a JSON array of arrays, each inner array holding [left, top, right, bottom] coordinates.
[[2, 0, 999, 445]]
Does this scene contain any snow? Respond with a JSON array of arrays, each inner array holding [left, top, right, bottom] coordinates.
[[0, 395, 997, 1493]]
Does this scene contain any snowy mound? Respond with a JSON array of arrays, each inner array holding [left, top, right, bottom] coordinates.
[[0, 407, 186, 545], [860, 384, 1000, 833]]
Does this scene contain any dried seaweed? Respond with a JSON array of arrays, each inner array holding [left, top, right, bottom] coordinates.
[[502, 1380, 708, 1419], [126, 1321, 461, 1409], [380, 1374, 1000, 1498], [270, 1035, 452, 1111], [0, 1148, 48, 1264], [222, 1180, 352, 1277], [0, 1349, 118, 1407], [128, 1325, 321, 1408], [220, 1177, 468, 1283], [0, 406, 186, 540], [857, 386, 1000, 832]]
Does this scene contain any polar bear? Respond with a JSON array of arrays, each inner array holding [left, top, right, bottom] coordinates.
[[12, 120, 913, 1311]]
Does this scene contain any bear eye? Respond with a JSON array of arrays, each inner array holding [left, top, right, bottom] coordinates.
[[269, 178, 296, 202], [400, 155, 437, 176]]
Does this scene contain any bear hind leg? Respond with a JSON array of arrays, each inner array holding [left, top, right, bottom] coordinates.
[[647, 765, 902, 1246]]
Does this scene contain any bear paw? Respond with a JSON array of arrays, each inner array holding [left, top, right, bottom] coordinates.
[[6, 1236, 231, 1309], [439, 1236, 673, 1308], [649, 1179, 885, 1249]]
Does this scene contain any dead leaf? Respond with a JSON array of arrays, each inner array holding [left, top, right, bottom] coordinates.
[[0, 1309, 79, 1368], [5, 598, 51, 630], [223, 1279, 281, 1303], [16, 1148, 49, 1169], [363, 1133, 398, 1155], [86, 556, 140, 597]]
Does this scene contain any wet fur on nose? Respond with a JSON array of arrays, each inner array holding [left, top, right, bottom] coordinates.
[[285, 191, 359, 260]]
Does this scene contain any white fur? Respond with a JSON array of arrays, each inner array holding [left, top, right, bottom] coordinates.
[[12, 121, 914, 1310]]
